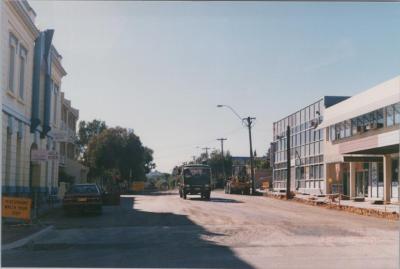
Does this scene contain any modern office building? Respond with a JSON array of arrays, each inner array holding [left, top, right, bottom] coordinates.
[[271, 96, 349, 195], [318, 76, 400, 202]]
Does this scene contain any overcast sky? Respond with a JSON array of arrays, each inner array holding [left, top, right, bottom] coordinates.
[[29, 1, 400, 173]]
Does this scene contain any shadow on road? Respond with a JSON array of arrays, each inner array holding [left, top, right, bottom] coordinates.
[[188, 197, 243, 203], [2, 196, 253, 268]]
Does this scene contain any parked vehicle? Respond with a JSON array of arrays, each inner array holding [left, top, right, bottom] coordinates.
[[178, 164, 212, 200], [63, 184, 103, 215], [225, 165, 251, 195]]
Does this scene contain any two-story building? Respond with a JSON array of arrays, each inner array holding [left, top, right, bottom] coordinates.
[[2, 0, 69, 208], [58, 92, 88, 188], [318, 76, 400, 202]]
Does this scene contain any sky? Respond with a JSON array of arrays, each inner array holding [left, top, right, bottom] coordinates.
[[29, 1, 400, 173]]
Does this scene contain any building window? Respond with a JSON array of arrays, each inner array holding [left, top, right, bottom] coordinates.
[[330, 125, 335, 141], [344, 120, 351, 137], [5, 116, 13, 188], [395, 103, 400, 125], [376, 109, 384, 127], [335, 124, 341, 140], [8, 34, 18, 92], [351, 118, 357, 136], [387, 105, 394, 127], [16, 130, 23, 188], [53, 84, 59, 124], [19, 45, 27, 99]]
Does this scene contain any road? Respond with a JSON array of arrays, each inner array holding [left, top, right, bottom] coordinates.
[[2, 190, 399, 268]]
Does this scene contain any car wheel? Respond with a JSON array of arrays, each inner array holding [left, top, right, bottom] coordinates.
[[205, 192, 211, 200], [183, 192, 187, 199]]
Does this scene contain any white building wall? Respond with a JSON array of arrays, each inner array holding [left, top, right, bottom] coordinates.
[[1, 1, 37, 195]]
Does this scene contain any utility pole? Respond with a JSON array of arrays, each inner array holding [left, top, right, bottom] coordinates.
[[244, 117, 256, 195], [217, 138, 227, 184], [216, 104, 257, 195], [286, 125, 292, 199], [202, 147, 211, 160]]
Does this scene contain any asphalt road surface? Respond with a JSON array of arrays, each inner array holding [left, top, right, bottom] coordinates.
[[2, 190, 399, 268]]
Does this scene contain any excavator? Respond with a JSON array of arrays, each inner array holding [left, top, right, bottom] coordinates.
[[224, 165, 251, 195]]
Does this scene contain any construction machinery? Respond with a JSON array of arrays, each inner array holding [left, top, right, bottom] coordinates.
[[224, 165, 251, 195]]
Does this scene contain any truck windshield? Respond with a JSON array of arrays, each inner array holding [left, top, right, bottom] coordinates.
[[183, 167, 210, 184]]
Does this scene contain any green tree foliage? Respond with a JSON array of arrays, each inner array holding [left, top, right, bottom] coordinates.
[[77, 119, 107, 164], [207, 150, 233, 181], [86, 127, 155, 182]]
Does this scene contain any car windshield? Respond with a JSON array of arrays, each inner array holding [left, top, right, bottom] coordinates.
[[69, 185, 99, 194]]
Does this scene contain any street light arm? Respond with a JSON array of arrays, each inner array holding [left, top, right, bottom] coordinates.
[[217, 104, 243, 122]]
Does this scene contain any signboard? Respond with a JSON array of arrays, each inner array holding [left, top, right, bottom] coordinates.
[[31, 149, 48, 161], [47, 150, 59, 160], [2, 197, 31, 220], [49, 130, 69, 142], [31, 149, 59, 161], [131, 182, 145, 191]]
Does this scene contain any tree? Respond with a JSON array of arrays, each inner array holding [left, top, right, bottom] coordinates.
[[77, 119, 107, 164], [194, 150, 233, 188], [86, 127, 155, 183]]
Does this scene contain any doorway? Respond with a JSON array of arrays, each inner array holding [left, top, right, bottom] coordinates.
[[356, 170, 368, 197]]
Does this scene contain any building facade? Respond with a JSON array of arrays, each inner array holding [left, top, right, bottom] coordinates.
[[271, 96, 349, 195], [2, 1, 68, 206], [319, 76, 400, 202], [59, 92, 88, 187]]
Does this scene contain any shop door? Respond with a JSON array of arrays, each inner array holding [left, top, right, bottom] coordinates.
[[342, 171, 349, 196], [356, 171, 369, 197]]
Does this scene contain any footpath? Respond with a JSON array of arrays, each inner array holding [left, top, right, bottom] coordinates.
[[2, 204, 60, 250], [263, 190, 399, 220]]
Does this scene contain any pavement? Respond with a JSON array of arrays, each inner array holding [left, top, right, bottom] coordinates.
[[293, 192, 400, 214], [1, 190, 399, 268]]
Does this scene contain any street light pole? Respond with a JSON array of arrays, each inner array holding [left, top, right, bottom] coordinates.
[[244, 117, 256, 195], [217, 138, 227, 184], [217, 104, 256, 195]]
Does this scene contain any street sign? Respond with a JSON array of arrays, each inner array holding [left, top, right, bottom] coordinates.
[[2, 197, 32, 220], [31, 149, 48, 161], [48, 150, 59, 160], [49, 130, 68, 142]]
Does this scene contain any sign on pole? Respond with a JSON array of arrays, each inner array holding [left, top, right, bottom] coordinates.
[[31, 149, 48, 161], [2, 197, 32, 220], [47, 150, 59, 160], [49, 130, 69, 142]]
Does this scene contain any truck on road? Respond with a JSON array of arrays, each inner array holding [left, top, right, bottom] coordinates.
[[178, 164, 212, 200], [224, 165, 251, 195]]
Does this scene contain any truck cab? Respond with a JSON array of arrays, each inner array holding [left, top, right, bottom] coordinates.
[[178, 164, 212, 200]]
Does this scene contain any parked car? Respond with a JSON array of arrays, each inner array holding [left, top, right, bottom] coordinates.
[[63, 184, 103, 215]]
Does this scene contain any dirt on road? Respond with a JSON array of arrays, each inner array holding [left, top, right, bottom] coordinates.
[[2, 190, 398, 268]]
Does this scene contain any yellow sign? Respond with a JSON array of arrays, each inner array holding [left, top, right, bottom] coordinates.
[[131, 182, 145, 191], [2, 197, 32, 220]]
